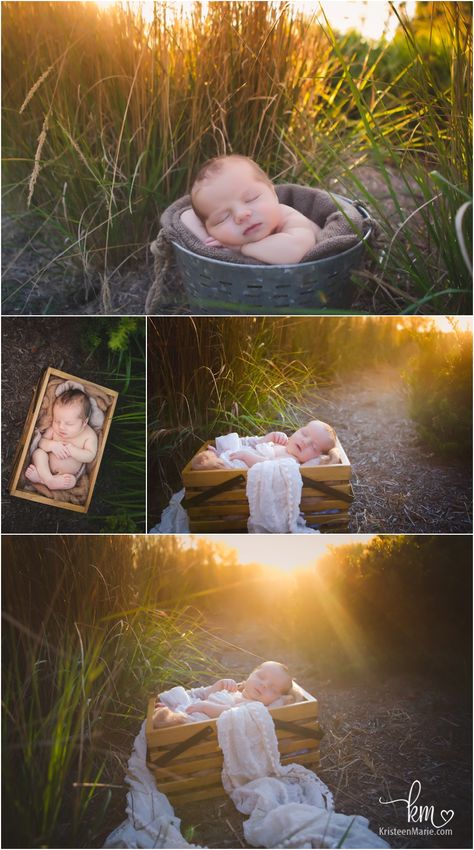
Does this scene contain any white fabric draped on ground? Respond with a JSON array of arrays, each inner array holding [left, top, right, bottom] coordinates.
[[103, 720, 192, 849], [104, 701, 389, 849], [217, 701, 389, 848]]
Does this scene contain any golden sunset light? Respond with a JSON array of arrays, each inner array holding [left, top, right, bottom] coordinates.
[[198, 533, 377, 571]]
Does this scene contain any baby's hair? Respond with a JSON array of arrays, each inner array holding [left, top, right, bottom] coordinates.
[[191, 154, 273, 221], [254, 661, 293, 695], [320, 420, 337, 448], [54, 389, 91, 421]]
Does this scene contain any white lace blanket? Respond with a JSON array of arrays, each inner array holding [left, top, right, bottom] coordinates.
[[246, 456, 318, 534], [104, 705, 389, 849], [103, 721, 192, 849], [217, 701, 389, 849]]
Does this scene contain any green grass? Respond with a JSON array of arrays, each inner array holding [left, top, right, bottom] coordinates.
[[2, 1, 471, 313], [2, 535, 230, 848], [81, 318, 146, 531]]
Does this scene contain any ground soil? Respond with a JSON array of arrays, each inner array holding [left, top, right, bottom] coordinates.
[[310, 364, 472, 534], [1, 317, 146, 533], [149, 618, 472, 849]]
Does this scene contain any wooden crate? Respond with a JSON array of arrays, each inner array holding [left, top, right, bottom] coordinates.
[[181, 437, 353, 532], [8, 367, 118, 513], [146, 681, 322, 805]]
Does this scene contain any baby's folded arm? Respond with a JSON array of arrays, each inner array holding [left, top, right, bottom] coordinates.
[[230, 449, 263, 467], [241, 228, 315, 265], [66, 444, 96, 463], [185, 700, 227, 717]]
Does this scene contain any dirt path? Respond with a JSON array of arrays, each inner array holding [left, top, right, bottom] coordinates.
[[308, 365, 471, 533], [176, 618, 471, 849]]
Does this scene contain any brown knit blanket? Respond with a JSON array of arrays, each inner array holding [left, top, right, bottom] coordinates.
[[20, 376, 113, 506], [146, 184, 371, 313]]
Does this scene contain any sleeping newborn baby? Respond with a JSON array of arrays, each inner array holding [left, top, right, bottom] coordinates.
[[25, 389, 98, 490], [191, 421, 341, 471], [153, 661, 293, 728], [181, 154, 323, 265]]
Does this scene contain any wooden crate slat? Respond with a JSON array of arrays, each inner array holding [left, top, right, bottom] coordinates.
[[147, 698, 318, 749], [189, 518, 248, 532], [146, 682, 322, 805], [182, 437, 352, 533], [148, 723, 320, 765]]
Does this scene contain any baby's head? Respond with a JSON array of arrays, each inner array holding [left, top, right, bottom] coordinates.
[[286, 420, 337, 464], [191, 447, 227, 471], [190, 154, 281, 247], [52, 389, 91, 439], [242, 661, 292, 706]]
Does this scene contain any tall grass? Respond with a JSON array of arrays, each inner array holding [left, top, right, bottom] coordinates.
[[2, 1, 471, 312], [2, 535, 230, 848], [148, 316, 320, 514]]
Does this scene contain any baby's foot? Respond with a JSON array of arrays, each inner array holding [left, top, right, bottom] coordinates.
[[47, 473, 77, 490], [25, 464, 42, 483]]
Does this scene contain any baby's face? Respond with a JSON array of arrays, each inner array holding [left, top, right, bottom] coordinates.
[[192, 449, 226, 470], [286, 420, 333, 464], [242, 662, 290, 706], [194, 160, 282, 247], [52, 402, 87, 440]]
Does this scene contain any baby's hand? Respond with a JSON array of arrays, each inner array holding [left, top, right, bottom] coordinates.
[[213, 678, 238, 693], [264, 431, 288, 445], [229, 451, 247, 461], [204, 236, 225, 248], [185, 701, 207, 714], [50, 441, 71, 459]]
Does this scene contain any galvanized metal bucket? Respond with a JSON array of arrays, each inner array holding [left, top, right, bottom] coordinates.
[[172, 197, 371, 314]]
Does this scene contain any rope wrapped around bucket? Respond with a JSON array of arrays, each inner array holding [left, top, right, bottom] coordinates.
[[146, 184, 374, 314]]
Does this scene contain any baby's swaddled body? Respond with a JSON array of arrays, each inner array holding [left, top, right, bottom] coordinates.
[[153, 662, 294, 728], [160, 684, 247, 723]]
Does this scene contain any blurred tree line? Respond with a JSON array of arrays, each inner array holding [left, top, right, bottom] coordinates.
[[4, 534, 471, 685]]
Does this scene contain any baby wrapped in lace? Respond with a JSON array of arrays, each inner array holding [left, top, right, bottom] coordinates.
[[191, 420, 341, 471], [153, 661, 293, 728]]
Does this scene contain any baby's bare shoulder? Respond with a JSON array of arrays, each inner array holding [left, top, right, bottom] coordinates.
[[81, 425, 98, 448], [278, 204, 317, 233]]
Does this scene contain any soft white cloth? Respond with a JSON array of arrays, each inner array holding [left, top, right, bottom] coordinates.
[[159, 684, 245, 723], [150, 434, 321, 534], [216, 701, 389, 849], [247, 456, 319, 534], [159, 684, 293, 722], [213, 433, 275, 469], [105, 702, 389, 850], [149, 489, 190, 534], [103, 721, 193, 849]]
